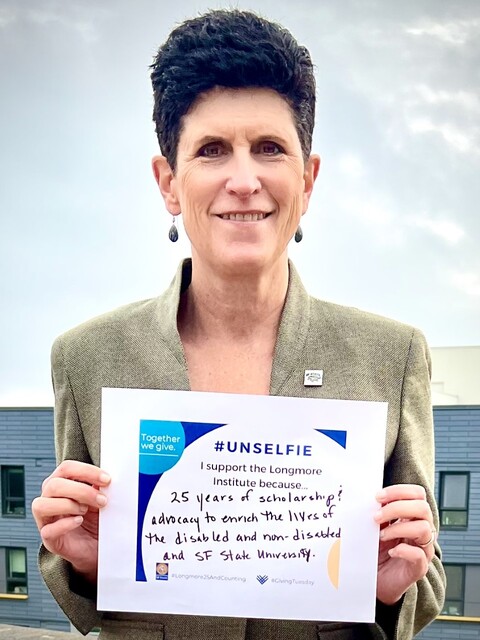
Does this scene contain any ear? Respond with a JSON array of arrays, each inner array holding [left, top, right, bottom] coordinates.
[[301, 154, 321, 215], [152, 155, 181, 215]]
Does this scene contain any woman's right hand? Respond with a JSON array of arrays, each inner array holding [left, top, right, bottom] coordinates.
[[32, 460, 111, 584]]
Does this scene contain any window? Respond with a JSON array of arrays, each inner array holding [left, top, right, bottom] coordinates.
[[439, 472, 469, 527], [0, 547, 28, 595], [1, 466, 26, 517], [442, 564, 465, 616], [440, 565, 480, 618]]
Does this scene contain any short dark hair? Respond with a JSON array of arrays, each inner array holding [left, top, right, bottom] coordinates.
[[151, 9, 316, 171]]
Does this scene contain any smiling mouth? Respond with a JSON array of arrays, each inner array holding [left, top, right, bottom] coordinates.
[[218, 212, 271, 221]]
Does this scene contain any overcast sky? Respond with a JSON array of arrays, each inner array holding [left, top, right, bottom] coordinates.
[[1, 0, 479, 406]]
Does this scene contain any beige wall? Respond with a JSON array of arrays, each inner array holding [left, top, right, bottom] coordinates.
[[430, 346, 480, 405]]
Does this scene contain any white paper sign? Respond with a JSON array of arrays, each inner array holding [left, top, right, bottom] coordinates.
[[98, 389, 387, 623]]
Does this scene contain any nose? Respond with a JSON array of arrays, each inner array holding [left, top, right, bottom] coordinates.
[[224, 150, 262, 198]]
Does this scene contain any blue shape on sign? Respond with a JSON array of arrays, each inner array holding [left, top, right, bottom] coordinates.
[[183, 421, 226, 449], [135, 419, 227, 582], [315, 429, 347, 449], [139, 420, 185, 475], [136, 471, 162, 581], [257, 575, 269, 585]]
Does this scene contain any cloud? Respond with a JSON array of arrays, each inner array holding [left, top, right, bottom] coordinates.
[[412, 84, 479, 112], [26, 7, 100, 43], [348, 197, 394, 225], [334, 192, 403, 247], [398, 84, 480, 154], [0, 6, 16, 28], [405, 115, 479, 154], [410, 216, 465, 244], [405, 19, 480, 46], [337, 153, 366, 180], [317, 12, 480, 158], [450, 271, 480, 297], [0, 2, 103, 42]]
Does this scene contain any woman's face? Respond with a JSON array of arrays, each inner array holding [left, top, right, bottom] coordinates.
[[154, 87, 319, 276]]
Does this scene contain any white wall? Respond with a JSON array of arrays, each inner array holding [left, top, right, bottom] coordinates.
[[430, 346, 480, 405]]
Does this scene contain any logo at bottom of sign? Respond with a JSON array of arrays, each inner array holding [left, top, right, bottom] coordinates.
[[155, 562, 169, 580]]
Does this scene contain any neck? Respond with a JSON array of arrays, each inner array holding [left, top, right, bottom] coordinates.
[[178, 256, 290, 343]]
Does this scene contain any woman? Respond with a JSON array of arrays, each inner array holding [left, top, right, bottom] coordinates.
[[32, 9, 445, 640]]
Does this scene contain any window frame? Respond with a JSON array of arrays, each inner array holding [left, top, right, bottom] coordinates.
[[1, 547, 28, 595], [441, 563, 465, 616], [1, 465, 26, 518], [438, 471, 470, 529]]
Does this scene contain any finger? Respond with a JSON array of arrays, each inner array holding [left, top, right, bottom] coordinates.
[[42, 476, 107, 510], [32, 496, 88, 525], [376, 484, 426, 504], [380, 518, 432, 543], [387, 542, 430, 576], [374, 499, 432, 525], [40, 515, 85, 551], [45, 460, 111, 488], [380, 520, 436, 560]]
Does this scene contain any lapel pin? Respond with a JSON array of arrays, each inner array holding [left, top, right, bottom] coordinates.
[[304, 370, 323, 387]]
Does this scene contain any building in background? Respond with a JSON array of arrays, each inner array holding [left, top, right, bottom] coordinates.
[[0, 347, 479, 635], [418, 346, 480, 639], [0, 408, 68, 631]]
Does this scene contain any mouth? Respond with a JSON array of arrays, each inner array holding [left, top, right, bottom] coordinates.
[[217, 212, 271, 221]]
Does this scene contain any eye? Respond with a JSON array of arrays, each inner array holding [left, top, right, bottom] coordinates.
[[257, 141, 284, 156], [198, 142, 226, 158]]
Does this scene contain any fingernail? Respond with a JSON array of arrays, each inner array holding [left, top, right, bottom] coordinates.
[[379, 529, 385, 538], [373, 510, 382, 521], [79, 505, 88, 514], [73, 516, 83, 524], [388, 548, 396, 557], [376, 490, 387, 500], [96, 493, 107, 506], [99, 472, 111, 484]]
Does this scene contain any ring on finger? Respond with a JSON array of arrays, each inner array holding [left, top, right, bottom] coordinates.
[[417, 528, 436, 548]]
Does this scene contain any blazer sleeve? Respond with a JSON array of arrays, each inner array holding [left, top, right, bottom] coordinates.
[[38, 335, 102, 635], [376, 329, 446, 639]]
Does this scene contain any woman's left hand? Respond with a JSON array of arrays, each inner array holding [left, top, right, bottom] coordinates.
[[375, 484, 437, 605]]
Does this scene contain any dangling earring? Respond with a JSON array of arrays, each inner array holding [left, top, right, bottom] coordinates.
[[294, 225, 303, 243], [168, 215, 179, 242]]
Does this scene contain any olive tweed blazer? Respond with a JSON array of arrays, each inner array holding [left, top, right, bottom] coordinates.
[[39, 260, 445, 640]]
